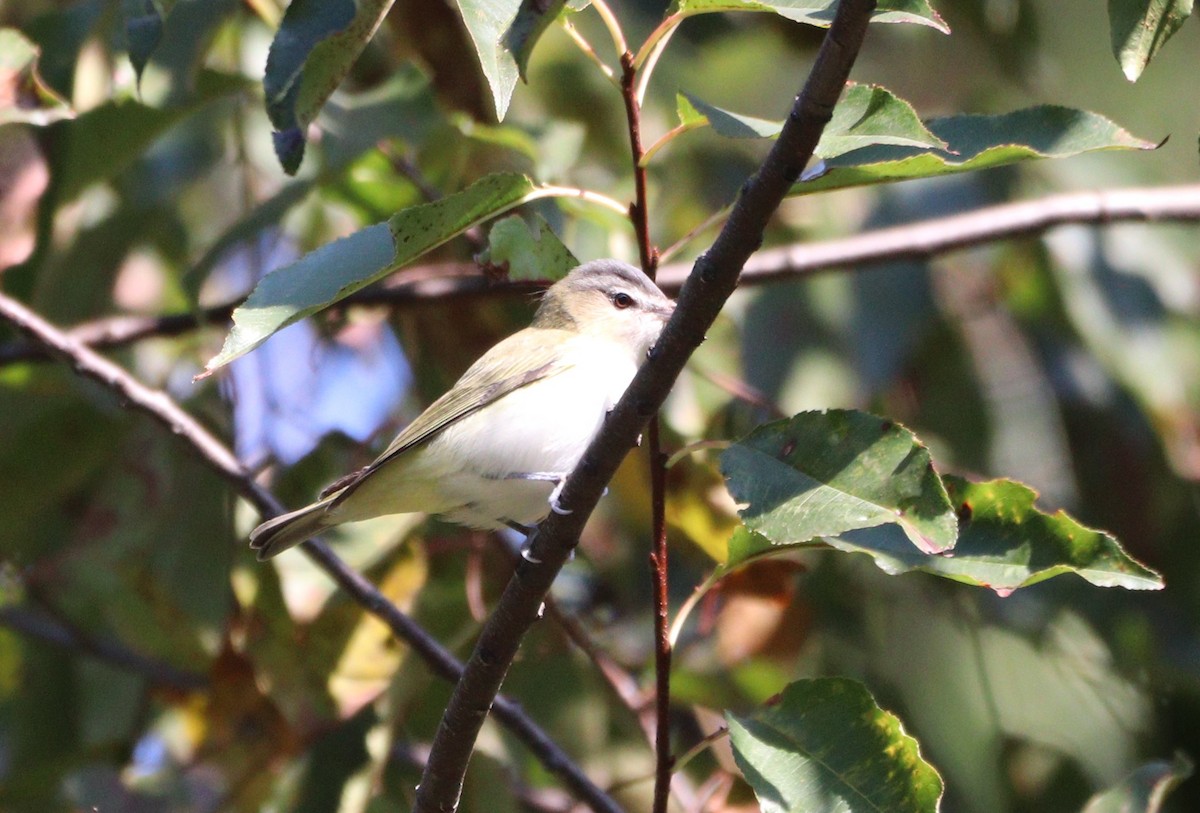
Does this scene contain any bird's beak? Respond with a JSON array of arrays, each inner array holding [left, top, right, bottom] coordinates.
[[655, 299, 676, 321]]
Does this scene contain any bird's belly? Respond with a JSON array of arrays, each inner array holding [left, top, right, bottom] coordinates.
[[426, 355, 636, 525]]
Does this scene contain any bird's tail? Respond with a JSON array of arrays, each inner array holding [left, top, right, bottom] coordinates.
[[250, 499, 333, 560]]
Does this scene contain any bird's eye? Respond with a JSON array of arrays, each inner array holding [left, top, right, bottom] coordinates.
[[612, 292, 635, 309]]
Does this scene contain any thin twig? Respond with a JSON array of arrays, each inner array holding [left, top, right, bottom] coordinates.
[[412, 2, 878, 810], [659, 182, 1200, 286], [0, 290, 622, 813], [620, 55, 658, 275], [7, 184, 1200, 365], [562, 19, 619, 84], [617, 32, 672, 813], [647, 418, 674, 813], [0, 604, 208, 690]]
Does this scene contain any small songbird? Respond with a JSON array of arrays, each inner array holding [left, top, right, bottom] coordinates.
[[250, 259, 675, 560]]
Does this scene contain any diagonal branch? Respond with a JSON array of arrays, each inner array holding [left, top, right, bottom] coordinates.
[[0, 290, 622, 813], [412, 1, 879, 810], [0, 603, 208, 690]]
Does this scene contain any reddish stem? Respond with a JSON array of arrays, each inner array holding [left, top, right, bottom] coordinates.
[[620, 52, 658, 277], [620, 47, 672, 813], [648, 417, 674, 813]]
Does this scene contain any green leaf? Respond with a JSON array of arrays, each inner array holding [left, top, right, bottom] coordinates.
[[676, 92, 706, 127], [478, 214, 578, 281], [720, 410, 957, 556], [46, 70, 245, 202], [679, 84, 946, 155], [1083, 753, 1193, 813], [728, 678, 943, 813], [263, 0, 396, 173], [818, 477, 1164, 593], [123, 0, 178, 82], [681, 91, 782, 138], [665, 0, 950, 33], [1108, 0, 1193, 82], [0, 28, 73, 126], [794, 106, 1157, 195], [452, 0, 580, 120], [204, 173, 537, 373], [935, 476, 1164, 593], [818, 83, 947, 156]]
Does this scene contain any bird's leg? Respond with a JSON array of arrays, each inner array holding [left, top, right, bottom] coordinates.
[[495, 470, 610, 519], [494, 471, 575, 515]]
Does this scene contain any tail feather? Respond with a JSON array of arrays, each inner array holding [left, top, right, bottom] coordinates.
[[250, 500, 333, 560]]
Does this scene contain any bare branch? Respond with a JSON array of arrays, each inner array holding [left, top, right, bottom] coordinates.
[[668, 182, 1200, 287], [7, 184, 1198, 367], [413, 2, 879, 810], [0, 290, 622, 813], [0, 604, 208, 690]]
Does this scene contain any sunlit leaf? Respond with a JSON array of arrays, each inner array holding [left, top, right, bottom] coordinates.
[[263, 0, 396, 173], [720, 410, 958, 557], [477, 214, 577, 281], [0, 28, 73, 126], [819, 477, 1164, 593], [204, 173, 537, 372], [1108, 0, 1193, 82], [452, 0, 585, 120], [680, 84, 945, 155], [728, 678, 943, 813], [1083, 752, 1193, 813], [935, 476, 1164, 592], [818, 83, 947, 156], [794, 106, 1157, 195], [665, 0, 950, 32]]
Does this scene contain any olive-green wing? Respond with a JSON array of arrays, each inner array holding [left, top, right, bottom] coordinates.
[[329, 328, 573, 503]]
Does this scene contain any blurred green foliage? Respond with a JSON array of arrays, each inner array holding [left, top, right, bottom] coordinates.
[[1, 0, 1199, 811]]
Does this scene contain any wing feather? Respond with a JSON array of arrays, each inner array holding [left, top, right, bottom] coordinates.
[[329, 328, 573, 505]]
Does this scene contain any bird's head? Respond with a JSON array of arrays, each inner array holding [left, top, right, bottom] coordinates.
[[533, 259, 675, 360]]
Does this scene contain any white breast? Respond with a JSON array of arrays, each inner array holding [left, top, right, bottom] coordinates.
[[422, 337, 640, 527]]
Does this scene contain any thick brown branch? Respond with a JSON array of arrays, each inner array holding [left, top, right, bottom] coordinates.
[[0, 290, 621, 813], [412, 2, 878, 810]]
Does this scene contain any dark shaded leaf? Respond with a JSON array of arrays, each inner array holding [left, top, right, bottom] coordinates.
[[728, 678, 942, 813]]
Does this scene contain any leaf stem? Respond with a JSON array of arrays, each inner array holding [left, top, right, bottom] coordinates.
[[562, 18, 619, 84], [527, 185, 632, 217], [633, 15, 682, 107], [632, 14, 684, 73], [669, 569, 724, 647], [671, 726, 730, 775], [640, 120, 703, 167], [590, 0, 629, 60]]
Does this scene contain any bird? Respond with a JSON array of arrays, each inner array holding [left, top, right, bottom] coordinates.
[[249, 258, 675, 560]]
